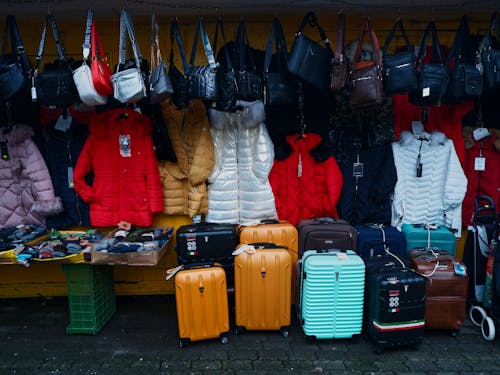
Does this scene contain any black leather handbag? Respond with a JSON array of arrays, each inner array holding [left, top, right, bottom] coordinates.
[[32, 13, 78, 107], [168, 20, 190, 109], [213, 18, 237, 112], [287, 11, 333, 92], [443, 15, 482, 104], [480, 12, 500, 90], [408, 21, 449, 107], [149, 14, 173, 104], [263, 17, 297, 106], [0, 15, 31, 102], [187, 18, 218, 101], [382, 18, 418, 95], [235, 20, 263, 101]]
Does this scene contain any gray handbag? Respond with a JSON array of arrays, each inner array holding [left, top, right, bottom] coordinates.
[[149, 14, 173, 104]]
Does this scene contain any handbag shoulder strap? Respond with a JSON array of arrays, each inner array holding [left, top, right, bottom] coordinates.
[[382, 18, 413, 56], [150, 14, 164, 70], [482, 12, 498, 50], [417, 20, 444, 64], [35, 13, 67, 71], [264, 17, 288, 72], [353, 16, 381, 65], [91, 18, 108, 65], [237, 19, 257, 71], [447, 15, 474, 65], [169, 19, 189, 73], [118, 10, 143, 71], [333, 13, 346, 63], [82, 8, 93, 60], [189, 18, 217, 68], [8, 15, 31, 72], [213, 17, 232, 70], [296, 11, 332, 51]]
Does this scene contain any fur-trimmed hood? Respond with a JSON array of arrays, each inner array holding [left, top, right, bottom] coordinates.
[[399, 130, 448, 147], [1, 124, 35, 144], [209, 100, 266, 130]]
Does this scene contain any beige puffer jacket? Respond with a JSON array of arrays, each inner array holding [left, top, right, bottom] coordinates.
[[159, 99, 215, 217]]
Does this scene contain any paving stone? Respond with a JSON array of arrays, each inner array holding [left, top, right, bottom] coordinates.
[[435, 359, 473, 372], [252, 359, 287, 371], [228, 350, 259, 360], [223, 359, 254, 371], [190, 360, 223, 371], [160, 360, 192, 372], [311, 359, 347, 371]]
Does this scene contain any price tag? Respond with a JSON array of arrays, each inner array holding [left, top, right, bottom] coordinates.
[[353, 162, 364, 177], [54, 114, 72, 131], [454, 262, 466, 277], [119, 135, 131, 157], [473, 127, 490, 141], [67, 167, 74, 188], [336, 252, 348, 260], [422, 87, 430, 97], [475, 157, 486, 171]]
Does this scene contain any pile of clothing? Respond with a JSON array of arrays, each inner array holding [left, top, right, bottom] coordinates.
[[92, 226, 174, 254], [0, 225, 47, 252]]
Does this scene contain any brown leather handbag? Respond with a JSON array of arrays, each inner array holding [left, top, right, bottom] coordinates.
[[349, 16, 384, 109], [330, 13, 348, 91]]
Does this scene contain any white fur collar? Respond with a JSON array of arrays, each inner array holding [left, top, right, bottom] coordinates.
[[399, 130, 448, 146], [208, 100, 266, 130]]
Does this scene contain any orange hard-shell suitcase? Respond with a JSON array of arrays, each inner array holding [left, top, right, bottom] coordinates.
[[174, 264, 230, 347], [238, 220, 298, 302], [234, 243, 292, 336]]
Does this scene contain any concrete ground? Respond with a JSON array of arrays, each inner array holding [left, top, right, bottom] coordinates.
[[1, 294, 500, 375]]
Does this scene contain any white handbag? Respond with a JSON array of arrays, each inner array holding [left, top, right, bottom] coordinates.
[[73, 9, 107, 106], [111, 10, 146, 104]]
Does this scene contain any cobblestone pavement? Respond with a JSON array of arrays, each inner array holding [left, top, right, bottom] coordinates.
[[1, 295, 500, 375]]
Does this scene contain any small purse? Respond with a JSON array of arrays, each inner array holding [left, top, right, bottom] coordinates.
[[349, 16, 384, 109], [32, 13, 79, 107], [72, 9, 107, 106], [0, 15, 30, 102], [110, 10, 147, 104], [480, 12, 500, 90], [168, 20, 190, 109], [287, 11, 333, 92], [381, 18, 418, 95], [330, 13, 349, 92], [235, 20, 263, 102], [90, 16, 113, 96], [408, 21, 449, 107], [263, 17, 297, 106], [213, 18, 237, 112], [149, 14, 173, 104]]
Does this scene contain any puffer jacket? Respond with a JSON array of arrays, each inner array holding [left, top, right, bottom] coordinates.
[[158, 100, 214, 217], [0, 124, 63, 228], [73, 108, 164, 227], [391, 130, 467, 236], [206, 100, 277, 224], [269, 132, 344, 226]]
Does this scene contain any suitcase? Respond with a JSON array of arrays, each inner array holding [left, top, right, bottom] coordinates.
[[174, 263, 230, 347], [176, 222, 238, 289], [364, 254, 426, 354], [234, 242, 291, 336], [239, 220, 298, 303], [355, 224, 407, 258], [409, 248, 469, 334], [298, 218, 358, 258], [401, 223, 457, 256], [297, 249, 365, 341]]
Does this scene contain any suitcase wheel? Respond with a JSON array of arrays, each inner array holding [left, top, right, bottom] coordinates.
[[482, 316, 496, 341], [220, 335, 229, 345], [449, 329, 459, 337], [280, 327, 289, 338], [351, 333, 361, 343], [178, 338, 189, 348], [234, 326, 245, 336]]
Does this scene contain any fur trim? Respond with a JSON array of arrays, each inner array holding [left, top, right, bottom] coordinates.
[[31, 197, 64, 216], [208, 108, 226, 130], [429, 131, 448, 146], [236, 100, 266, 129], [8, 124, 34, 144], [494, 138, 500, 152], [399, 130, 447, 146]]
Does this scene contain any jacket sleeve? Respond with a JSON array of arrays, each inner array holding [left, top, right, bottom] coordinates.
[[325, 156, 344, 217], [189, 121, 215, 187], [371, 145, 397, 203], [252, 124, 274, 183], [390, 142, 405, 230], [143, 132, 164, 214], [73, 136, 96, 203], [207, 127, 224, 184], [24, 139, 63, 216]]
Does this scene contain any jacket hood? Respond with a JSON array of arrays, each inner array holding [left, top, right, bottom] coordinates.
[[209, 100, 266, 130], [4, 124, 34, 144], [88, 108, 153, 139], [399, 130, 448, 146]]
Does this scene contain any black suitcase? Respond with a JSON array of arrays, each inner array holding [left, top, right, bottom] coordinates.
[[364, 254, 426, 353]]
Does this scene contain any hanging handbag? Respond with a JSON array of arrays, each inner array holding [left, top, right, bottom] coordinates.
[[408, 21, 449, 107], [0, 15, 30, 102], [480, 12, 500, 90], [443, 15, 482, 104], [110, 10, 147, 104], [149, 14, 173, 104], [186, 18, 218, 101], [32, 13, 79, 107], [213, 17, 237, 112], [262, 17, 297, 106], [235, 20, 263, 101], [349, 16, 384, 109], [168, 20, 191, 109], [90, 16, 113, 96], [330, 13, 349, 92], [72, 9, 107, 106], [381, 18, 418, 95], [287, 11, 333, 92]]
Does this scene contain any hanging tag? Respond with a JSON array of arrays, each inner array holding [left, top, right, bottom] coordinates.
[[474, 157, 486, 171], [336, 252, 348, 260], [473, 127, 490, 141], [411, 121, 425, 136], [192, 215, 202, 224], [353, 162, 364, 177], [416, 162, 423, 177], [54, 114, 72, 132], [0, 142, 9, 161], [454, 262, 466, 277], [119, 135, 131, 157], [422, 87, 430, 97], [297, 154, 303, 177], [67, 167, 74, 188], [166, 265, 184, 280]]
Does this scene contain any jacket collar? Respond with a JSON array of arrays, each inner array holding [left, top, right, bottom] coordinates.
[[399, 130, 447, 147], [286, 132, 323, 152]]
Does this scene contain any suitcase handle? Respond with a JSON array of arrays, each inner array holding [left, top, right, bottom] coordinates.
[[248, 242, 286, 249], [473, 195, 496, 224], [316, 248, 347, 253]]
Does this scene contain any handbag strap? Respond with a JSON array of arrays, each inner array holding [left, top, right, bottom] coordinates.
[[82, 8, 93, 60], [417, 20, 444, 65], [91, 18, 108, 64], [169, 19, 189, 73], [150, 14, 164, 70], [295, 11, 332, 51], [5, 15, 31, 74], [263, 17, 288, 73], [446, 15, 475, 65], [35, 13, 68, 71], [189, 18, 217, 68], [213, 17, 233, 70], [382, 18, 413, 56], [237, 19, 257, 71], [353, 16, 381, 65], [333, 13, 346, 63], [482, 12, 498, 50], [118, 9, 143, 70]]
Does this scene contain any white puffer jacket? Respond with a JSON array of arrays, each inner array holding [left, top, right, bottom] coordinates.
[[391, 130, 467, 236], [206, 100, 278, 224]]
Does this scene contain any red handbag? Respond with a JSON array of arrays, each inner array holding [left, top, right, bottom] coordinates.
[[91, 20, 113, 96]]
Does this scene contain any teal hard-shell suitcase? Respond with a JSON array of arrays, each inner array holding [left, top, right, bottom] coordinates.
[[297, 249, 365, 340], [401, 224, 456, 256]]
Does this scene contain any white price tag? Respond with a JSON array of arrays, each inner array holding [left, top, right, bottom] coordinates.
[[54, 114, 72, 131], [336, 252, 348, 260], [422, 87, 430, 97], [473, 127, 490, 141], [474, 157, 486, 171]]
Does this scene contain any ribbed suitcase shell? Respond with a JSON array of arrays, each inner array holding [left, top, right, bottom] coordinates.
[[298, 249, 365, 339], [234, 246, 291, 333], [401, 224, 456, 255], [355, 224, 406, 258], [175, 266, 230, 345], [409, 248, 468, 331], [239, 221, 298, 302]]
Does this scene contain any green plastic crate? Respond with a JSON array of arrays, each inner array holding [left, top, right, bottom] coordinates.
[[62, 264, 116, 335]]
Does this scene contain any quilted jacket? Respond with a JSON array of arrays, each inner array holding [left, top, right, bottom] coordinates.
[[73, 108, 164, 227], [158, 100, 214, 218], [0, 124, 63, 228], [269, 132, 344, 226], [391, 130, 467, 236]]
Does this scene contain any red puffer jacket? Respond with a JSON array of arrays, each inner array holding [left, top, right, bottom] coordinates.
[[269, 133, 343, 226], [73, 108, 164, 227]]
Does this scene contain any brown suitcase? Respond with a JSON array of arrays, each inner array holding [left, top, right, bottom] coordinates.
[[409, 248, 469, 334]]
